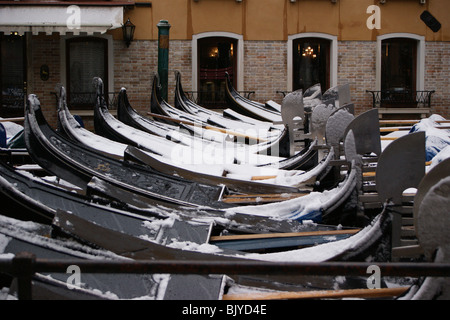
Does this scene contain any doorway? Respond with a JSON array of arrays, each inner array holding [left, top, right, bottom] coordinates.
[[292, 37, 331, 93], [0, 34, 26, 118], [197, 36, 237, 108]]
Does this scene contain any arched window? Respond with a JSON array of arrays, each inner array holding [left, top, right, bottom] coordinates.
[[292, 37, 330, 92], [192, 32, 243, 108], [376, 33, 425, 92], [288, 33, 337, 93], [381, 38, 418, 92]]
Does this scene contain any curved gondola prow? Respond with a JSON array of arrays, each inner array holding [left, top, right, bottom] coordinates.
[[116, 87, 129, 124], [93, 77, 111, 137], [224, 72, 283, 123], [150, 73, 169, 116], [174, 71, 204, 115], [24, 94, 92, 188], [55, 84, 67, 135], [174, 70, 190, 112], [93, 77, 106, 107], [56, 85, 79, 140], [225, 72, 255, 108]]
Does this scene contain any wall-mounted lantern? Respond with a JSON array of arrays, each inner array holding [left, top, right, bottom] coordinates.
[[122, 18, 135, 48]]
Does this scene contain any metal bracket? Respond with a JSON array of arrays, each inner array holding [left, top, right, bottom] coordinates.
[[281, 89, 306, 156], [376, 132, 426, 205], [344, 108, 381, 158], [325, 106, 355, 159], [413, 157, 450, 245]]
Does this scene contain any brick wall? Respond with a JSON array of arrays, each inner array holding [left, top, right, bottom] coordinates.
[[113, 40, 192, 111], [109, 39, 450, 120], [243, 41, 287, 104], [425, 42, 450, 119], [113, 40, 158, 115], [31, 36, 61, 128], [168, 40, 193, 105], [337, 41, 377, 115], [32, 36, 449, 130]]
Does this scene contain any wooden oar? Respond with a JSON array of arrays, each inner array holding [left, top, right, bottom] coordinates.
[[380, 126, 450, 132], [222, 192, 308, 204], [147, 111, 268, 143], [210, 228, 360, 242], [250, 175, 277, 180], [379, 119, 450, 125], [222, 286, 409, 300], [380, 136, 398, 140], [0, 117, 25, 122]]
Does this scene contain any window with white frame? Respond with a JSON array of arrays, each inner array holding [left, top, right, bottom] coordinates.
[[288, 33, 337, 93]]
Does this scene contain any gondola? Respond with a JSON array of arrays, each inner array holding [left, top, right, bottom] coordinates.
[[99, 78, 326, 174], [97, 80, 290, 167], [26, 91, 360, 224], [116, 84, 195, 140], [4, 154, 448, 300], [118, 83, 289, 161], [151, 74, 284, 140], [0, 148, 328, 240], [118, 77, 261, 146], [224, 72, 283, 123], [69, 82, 333, 192], [152, 75, 328, 170], [123, 144, 332, 194], [0, 156, 312, 244], [0, 154, 394, 299], [173, 71, 332, 170], [58, 87, 304, 194], [57, 90, 128, 161], [58, 84, 332, 196], [24, 92, 230, 209], [0, 156, 362, 251], [120, 89, 323, 171], [173, 71, 280, 131], [0, 214, 168, 300], [0, 195, 394, 300]]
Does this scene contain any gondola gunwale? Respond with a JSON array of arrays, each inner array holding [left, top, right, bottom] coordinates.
[[123, 145, 305, 195]]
